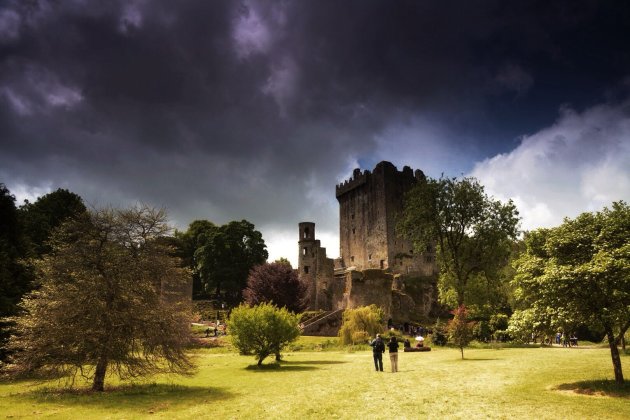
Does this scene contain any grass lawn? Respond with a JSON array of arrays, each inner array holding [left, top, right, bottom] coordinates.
[[1, 339, 628, 419]]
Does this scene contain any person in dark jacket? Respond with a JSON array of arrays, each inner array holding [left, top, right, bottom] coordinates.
[[370, 334, 385, 371], [387, 336, 399, 372]]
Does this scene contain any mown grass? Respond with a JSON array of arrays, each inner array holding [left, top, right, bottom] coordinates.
[[0, 339, 628, 419]]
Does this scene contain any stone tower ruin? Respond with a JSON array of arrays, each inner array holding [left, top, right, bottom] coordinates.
[[298, 161, 438, 322]]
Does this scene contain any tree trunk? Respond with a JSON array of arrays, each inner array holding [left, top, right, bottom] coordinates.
[[460, 346, 464, 360], [606, 328, 624, 385], [92, 356, 108, 392]]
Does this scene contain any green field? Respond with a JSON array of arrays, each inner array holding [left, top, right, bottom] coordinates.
[[1, 339, 628, 419]]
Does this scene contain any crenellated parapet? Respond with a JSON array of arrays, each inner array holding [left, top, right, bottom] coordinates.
[[335, 168, 370, 197]]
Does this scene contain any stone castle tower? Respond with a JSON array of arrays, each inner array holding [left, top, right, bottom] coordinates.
[[298, 161, 438, 319], [336, 160, 435, 275]]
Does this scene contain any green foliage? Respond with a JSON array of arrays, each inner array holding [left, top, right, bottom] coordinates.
[[338, 305, 384, 345], [228, 302, 301, 365], [430, 319, 448, 346], [174, 220, 217, 299], [448, 305, 474, 359], [4, 205, 194, 391], [18, 188, 86, 257], [195, 220, 268, 304], [398, 176, 520, 309], [512, 201, 630, 383]]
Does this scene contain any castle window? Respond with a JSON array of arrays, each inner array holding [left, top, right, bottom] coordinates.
[[425, 256, 433, 263], [303, 227, 310, 239], [351, 256, 354, 262], [304, 266, 310, 274], [351, 213, 355, 220], [409, 249, 414, 254], [352, 228, 355, 235], [368, 254, 372, 261], [303, 247, 308, 256], [380, 260, 385, 269]]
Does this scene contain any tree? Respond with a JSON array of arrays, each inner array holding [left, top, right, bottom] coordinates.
[[398, 176, 520, 310], [512, 202, 630, 384], [338, 305, 384, 345], [174, 220, 217, 298], [243, 262, 309, 313], [4, 205, 194, 391], [448, 305, 474, 359], [195, 220, 268, 305], [0, 184, 32, 361], [228, 303, 301, 365], [18, 188, 87, 257]]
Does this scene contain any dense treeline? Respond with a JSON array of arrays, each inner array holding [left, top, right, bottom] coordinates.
[[0, 184, 86, 360]]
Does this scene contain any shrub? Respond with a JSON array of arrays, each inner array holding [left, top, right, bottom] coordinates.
[[228, 303, 301, 366], [338, 305, 384, 345], [431, 319, 448, 346]]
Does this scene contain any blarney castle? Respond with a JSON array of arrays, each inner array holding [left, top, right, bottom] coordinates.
[[298, 161, 440, 334]]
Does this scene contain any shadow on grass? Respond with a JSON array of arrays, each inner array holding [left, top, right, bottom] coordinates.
[[24, 383, 234, 409], [244, 358, 348, 371], [555, 380, 630, 398], [244, 363, 317, 372], [279, 360, 348, 366]]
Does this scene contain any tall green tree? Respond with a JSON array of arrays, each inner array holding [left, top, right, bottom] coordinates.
[[398, 176, 520, 310], [19, 188, 87, 257], [513, 202, 630, 384], [195, 220, 268, 305], [0, 184, 32, 360], [5, 205, 194, 391], [174, 220, 217, 298]]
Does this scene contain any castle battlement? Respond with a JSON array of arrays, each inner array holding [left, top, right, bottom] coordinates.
[[335, 168, 370, 197]]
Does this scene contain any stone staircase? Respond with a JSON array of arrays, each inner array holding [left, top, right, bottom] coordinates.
[[300, 309, 344, 336]]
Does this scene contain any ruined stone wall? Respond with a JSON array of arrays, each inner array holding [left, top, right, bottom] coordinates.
[[298, 222, 335, 311]]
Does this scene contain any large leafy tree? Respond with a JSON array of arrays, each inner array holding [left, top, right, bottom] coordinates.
[[19, 188, 87, 257], [174, 220, 217, 298], [243, 262, 309, 313], [398, 176, 520, 309], [195, 220, 268, 305], [0, 185, 32, 360], [513, 202, 630, 384], [229, 303, 301, 365], [5, 205, 194, 391]]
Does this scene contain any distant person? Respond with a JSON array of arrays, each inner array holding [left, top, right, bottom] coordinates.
[[403, 338, 411, 349], [387, 336, 399, 373], [205, 327, 211, 337], [555, 332, 561, 345], [370, 334, 385, 372]]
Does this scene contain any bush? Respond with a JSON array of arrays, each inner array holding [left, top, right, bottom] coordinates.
[[338, 305, 384, 345], [228, 303, 301, 365], [431, 319, 448, 346]]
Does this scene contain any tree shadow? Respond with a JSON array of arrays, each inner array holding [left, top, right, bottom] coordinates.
[[555, 380, 630, 398], [23, 383, 234, 409], [279, 360, 348, 366], [244, 363, 317, 372], [461, 358, 500, 361]]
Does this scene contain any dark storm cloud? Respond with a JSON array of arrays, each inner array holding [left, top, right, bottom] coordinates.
[[1, 0, 629, 262]]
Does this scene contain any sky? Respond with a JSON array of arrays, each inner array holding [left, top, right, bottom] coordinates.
[[1, 0, 629, 267]]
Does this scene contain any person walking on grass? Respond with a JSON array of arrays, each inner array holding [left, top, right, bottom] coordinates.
[[387, 336, 399, 373], [370, 334, 385, 371]]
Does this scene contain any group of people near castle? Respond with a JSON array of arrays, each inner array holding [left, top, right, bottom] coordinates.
[[369, 334, 399, 372]]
